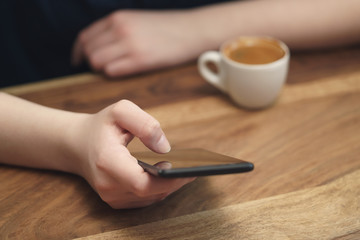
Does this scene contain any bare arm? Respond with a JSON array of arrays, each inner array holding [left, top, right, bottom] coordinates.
[[0, 92, 194, 209], [0, 92, 82, 172], [72, 0, 360, 77], [191, 0, 360, 50]]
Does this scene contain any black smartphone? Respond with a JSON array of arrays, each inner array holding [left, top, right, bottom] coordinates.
[[133, 148, 254, 178]]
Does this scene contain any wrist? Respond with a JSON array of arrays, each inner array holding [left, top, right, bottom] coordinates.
[[60, 111, 91, 177]]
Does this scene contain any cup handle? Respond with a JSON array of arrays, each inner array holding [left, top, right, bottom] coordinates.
[[198, 51, 227, 93]]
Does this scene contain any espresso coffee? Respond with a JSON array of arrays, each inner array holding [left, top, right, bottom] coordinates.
[[224, 38, 285, 65], [199, 36, 289, 108]]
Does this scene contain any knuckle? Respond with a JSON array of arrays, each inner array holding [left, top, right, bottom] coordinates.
[[109, 11, 135, 38], [111, 100, 132, 115], [109, 10, 132, 23], [108, 11, 123, 24], [108, 12, 130, 33]]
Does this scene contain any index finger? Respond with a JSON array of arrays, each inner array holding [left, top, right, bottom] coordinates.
[[71, 15, 110, 65], [80, 15, 110, 41], [111, 100, 171, 153]]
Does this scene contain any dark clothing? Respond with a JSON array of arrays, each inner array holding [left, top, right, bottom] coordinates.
[[0, 0, 226, 87]]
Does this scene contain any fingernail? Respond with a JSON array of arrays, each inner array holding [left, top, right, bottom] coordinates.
[[156, 134, 171, 153], [156, 161, 172, 169]]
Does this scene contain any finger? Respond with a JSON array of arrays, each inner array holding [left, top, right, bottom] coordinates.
[[100, 143, 192, 196], [84, 30, 116, 57], [116, 158, 195, 197], [111, 100, 171, 153], [100, 145, 142, 181], [100, 145, 194, 199], [104, 57, 146, 77], [81, 16, 110, 41], [154, 161, 172, 169], [71, 16, 110, 66], [89, 43, 128, 71]]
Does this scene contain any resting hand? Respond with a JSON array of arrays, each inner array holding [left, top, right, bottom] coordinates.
[[72, 10, 203, 77]]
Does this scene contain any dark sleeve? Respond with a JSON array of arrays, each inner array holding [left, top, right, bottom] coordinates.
[[0, 0, 230, 87]]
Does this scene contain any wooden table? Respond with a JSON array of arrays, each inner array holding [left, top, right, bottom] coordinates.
[[1, 46, 360, 239]]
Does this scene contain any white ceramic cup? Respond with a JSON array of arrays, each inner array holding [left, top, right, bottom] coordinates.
[[198, 36, 290, 109]]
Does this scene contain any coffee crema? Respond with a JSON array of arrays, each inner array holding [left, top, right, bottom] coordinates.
[[224, 38, 285, 65]]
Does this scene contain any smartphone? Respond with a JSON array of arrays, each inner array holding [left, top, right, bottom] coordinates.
[[133, 148, 254, 178]]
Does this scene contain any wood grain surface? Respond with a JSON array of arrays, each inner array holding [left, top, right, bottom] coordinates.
[[76, 169, 360, 240], [1, 46, 360, 239]]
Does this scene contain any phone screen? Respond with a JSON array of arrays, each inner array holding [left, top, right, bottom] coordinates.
[[133, 148, 254, 178]]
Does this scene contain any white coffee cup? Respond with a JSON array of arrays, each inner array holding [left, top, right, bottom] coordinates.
[[198, 36, 290, 109]]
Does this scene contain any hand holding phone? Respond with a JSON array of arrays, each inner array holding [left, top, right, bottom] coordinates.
[[133, 148, 254, 178]]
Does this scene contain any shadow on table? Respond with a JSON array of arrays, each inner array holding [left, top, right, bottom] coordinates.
[[82, 176, 229, 237]]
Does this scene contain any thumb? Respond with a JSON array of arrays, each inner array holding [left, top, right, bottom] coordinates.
[[154, 161, 172, 169]]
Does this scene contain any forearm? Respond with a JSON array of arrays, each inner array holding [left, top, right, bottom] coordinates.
[[190, 0, 360, 50], [0, 92, 86, 175]]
